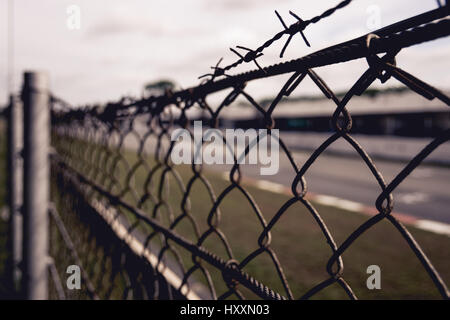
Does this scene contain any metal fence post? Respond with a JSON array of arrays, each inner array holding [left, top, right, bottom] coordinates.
[[21, 71, 50, 300], [7, 94, 23, 292]]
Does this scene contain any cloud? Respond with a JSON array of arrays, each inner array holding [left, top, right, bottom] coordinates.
[[87, 18, 163, 37], [1, 0, 447, 106], [204, 0, 280, 11]]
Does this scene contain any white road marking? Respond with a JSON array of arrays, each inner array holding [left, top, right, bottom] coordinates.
[[313, 195, 365, 213], [415, 220, 450, 237], [217, 174, 450, 237], [396, 192, 430, 205], [255, 180, 286, 194]]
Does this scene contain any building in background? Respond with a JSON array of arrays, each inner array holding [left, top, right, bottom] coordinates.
[[218, 89, 450, 138]]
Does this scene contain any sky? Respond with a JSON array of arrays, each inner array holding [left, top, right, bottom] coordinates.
[[1, 0, 449, 107]]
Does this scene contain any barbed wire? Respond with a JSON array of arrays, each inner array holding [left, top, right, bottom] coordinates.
[[47, 5, 450, 300], [199, 0, 354, 81], [53, 6, 450, 124]]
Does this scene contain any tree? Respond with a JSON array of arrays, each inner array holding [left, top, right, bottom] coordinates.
[[143, 79, 176, 97]]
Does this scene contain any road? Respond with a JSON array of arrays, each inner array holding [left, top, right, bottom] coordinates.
[[221, 150, 450, 224], [128, 121, 450, 224]]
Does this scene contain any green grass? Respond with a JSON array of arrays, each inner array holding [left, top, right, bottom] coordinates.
[[143, 162, 450, 300], [53, 135, 450, 300]]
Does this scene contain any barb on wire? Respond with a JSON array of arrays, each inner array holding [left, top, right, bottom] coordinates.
[[197, 0, 354, 80], [230, 46, 266, 72], [198, 57, 230, 81], [275, 10, 311, 58]]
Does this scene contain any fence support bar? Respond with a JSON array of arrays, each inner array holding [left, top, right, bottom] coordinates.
[[7, 94, 23, 291], [22, 71, 50, 300]]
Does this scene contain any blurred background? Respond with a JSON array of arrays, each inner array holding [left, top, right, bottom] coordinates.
[[1, 0, 449, 105], [0, 0, 449, 300], [1, 0, 450, 226]]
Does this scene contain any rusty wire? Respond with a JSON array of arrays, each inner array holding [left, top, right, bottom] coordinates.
[[200, 0, 355, 79], [47, 5, 450, 300]]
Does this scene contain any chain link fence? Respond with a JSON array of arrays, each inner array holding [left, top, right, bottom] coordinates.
[[3, 2, 450, 300]]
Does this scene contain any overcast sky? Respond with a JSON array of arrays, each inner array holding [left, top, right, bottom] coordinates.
[[1, 0, 449, 106]]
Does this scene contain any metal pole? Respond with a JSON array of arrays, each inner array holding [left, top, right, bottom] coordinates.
[[22, 71, 49, 300], [7, 94, 23, 292]]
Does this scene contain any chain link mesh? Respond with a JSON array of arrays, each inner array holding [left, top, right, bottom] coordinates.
[[46, 5, 450, 300]]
